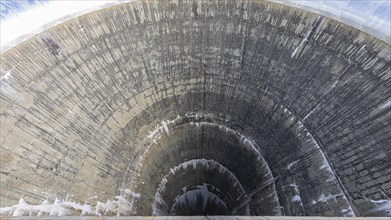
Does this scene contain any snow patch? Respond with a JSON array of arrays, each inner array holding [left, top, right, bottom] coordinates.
[[290, 183, 299, 193], [330, 80, 339, 89], [289, 183, 303, 206], [147, 120, 173, 140], [161, 121, 169, 134], [291, 16, 322, 59], [1, 71, 12, 80], [287, 160, 299, 170], [291, 37, 307, 58], [380, 100, 391, 110], [0, 189, 141, 217], [312, 192, 343, 204], [122, 189, 141, 199], [302, 105, 319, 121], [369, 199, 391, 215], [291, 195, 301, 202], [357, 44, 366, 54], [341, 207, 355, 216]]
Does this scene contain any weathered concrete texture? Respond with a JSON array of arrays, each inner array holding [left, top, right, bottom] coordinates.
[[0, 0, 390, 217], [2, 217, 391, 220]]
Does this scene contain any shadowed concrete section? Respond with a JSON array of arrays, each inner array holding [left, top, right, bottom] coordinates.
[[0, 0, 390, 217], [1, 217, 391, 220]]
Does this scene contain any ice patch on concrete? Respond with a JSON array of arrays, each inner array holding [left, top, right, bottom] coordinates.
[[341, 207, 355, 217], [291, 16, 322, 59], [369, 199, 391, 216], [147, 119, 176, 140], [0, 71, 12, 80], [312, 192, 343, 204], [0, 189, 140, 216], [380, 100, 391, 110], [287, 160, 299, 170], [357, 44, 366, 54], [291, 195, 301, 202], [122, 189, 141, 199], [289, 182, 303, 207]]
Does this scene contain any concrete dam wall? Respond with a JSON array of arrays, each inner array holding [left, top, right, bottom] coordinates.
[[0, 0, 390, 217]]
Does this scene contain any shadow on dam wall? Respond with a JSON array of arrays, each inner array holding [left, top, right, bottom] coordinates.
[[0, 0, 390, 217]]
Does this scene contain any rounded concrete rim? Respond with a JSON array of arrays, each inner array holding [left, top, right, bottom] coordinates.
[[1, 0, 390, 53]]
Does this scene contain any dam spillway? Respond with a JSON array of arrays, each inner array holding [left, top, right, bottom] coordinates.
[[0, 0, 390, 217]]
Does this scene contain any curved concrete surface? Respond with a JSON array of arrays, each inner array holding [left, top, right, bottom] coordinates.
[[1, 0, 390, 52], [0, 0, 390, 217], [2, 217, 391, 220]]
